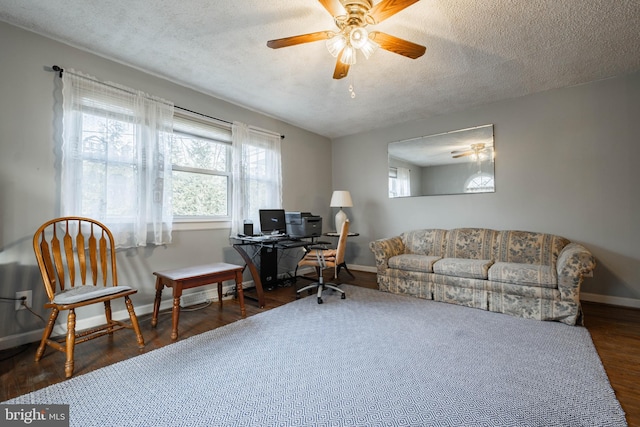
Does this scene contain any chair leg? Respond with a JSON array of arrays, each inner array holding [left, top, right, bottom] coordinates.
[[125, 296, 145, 349], [104, 300, 113, 334], [296, 267, 346, 303], [324, 283, 346, 299], [317, 283, 324, 304], [35, 308, 59, 362], [296, 282, 320, 296], [65, 309, 76, 378]]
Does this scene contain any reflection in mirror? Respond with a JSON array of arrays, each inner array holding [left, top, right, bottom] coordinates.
[[388, 124, 495, 197]]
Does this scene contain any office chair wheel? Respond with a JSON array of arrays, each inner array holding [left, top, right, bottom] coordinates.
[[341, 293, 346, 299], [317, 297, 323, 304]]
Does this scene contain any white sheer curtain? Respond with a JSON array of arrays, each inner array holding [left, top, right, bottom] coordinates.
[[231, 121, 282, 236], [397, 167, 411, 197], [61, 69, 174, 248]]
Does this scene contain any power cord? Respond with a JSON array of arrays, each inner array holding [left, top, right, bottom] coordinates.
[[21, 302, 46, 323], [0, 296, 46, 323], [0, 296, 25, 302]]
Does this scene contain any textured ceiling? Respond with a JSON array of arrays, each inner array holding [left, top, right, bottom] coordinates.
[[1, 0, 639, 139]]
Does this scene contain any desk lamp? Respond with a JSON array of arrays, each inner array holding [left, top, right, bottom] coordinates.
[[330, 190, 353, 232]]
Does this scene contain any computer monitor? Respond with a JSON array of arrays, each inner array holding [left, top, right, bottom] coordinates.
[[259, 209, 286, 234]]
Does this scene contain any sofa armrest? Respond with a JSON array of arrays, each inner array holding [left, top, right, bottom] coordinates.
[[556, 243, 596, 301], [369, 236, 405, 275]]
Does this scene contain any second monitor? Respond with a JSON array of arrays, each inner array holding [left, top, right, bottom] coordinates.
[[259, 209, 287, 235]]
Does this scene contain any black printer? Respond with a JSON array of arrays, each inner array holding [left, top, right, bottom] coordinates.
[[285, 212, 322, 238]]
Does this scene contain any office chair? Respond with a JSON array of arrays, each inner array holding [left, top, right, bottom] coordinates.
[[296, 220, 349, 304], [33, 217, 145, 378]]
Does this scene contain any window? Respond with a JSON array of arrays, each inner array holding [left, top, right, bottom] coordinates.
[[77, 111, 139, 221], [60, 70, 282, 244], [60, 70, 173, 248], [389, 167, 410, 197], [465, 173, 495, 193], [171, 113, 232, 219]]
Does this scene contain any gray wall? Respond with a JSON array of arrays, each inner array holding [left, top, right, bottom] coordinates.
[[333, 71, 640, 305], [0, 22, 332, 348], [422, 163, 480, 195]]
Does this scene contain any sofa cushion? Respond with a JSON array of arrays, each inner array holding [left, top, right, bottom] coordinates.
[[388, 254, 441, 273], [488, 262, 557, 288], [400, 229, 447, 257], [493, 230, 569, 266], [433, 258, 494, 280], [444, 228, 498, 260]]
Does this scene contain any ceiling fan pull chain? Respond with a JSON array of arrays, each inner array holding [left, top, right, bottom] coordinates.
[[349, 74, 356, 98]]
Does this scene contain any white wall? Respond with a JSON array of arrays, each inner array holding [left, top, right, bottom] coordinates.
[[0, 22, 332, 348], [333, 71, 640, 305]]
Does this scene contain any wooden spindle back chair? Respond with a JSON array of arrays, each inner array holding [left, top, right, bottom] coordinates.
[[32, 216, 144, 378]]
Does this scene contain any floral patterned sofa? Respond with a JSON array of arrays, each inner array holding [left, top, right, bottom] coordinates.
[[369, 228, 595, 325]]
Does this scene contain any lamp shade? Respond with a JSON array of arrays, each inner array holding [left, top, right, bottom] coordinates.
[[330, 191, 353, 208]]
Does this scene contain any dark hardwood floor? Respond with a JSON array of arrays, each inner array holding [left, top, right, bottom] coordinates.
[[1, 271, 638, 426]]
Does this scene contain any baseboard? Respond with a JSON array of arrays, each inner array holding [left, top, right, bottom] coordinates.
[[580, 292, 640, 309], [179, 284, 237, 307], [4, 271, 636, 351], [0, 280, 249, 351], [349, 264, 377, 273]]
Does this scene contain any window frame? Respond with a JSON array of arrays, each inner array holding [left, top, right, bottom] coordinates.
[[171, 111, 233, 223]]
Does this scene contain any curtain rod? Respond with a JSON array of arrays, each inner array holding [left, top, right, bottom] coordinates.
[[50, 65, 284, 139]]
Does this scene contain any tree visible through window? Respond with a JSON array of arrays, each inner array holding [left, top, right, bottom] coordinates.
[[171, 113, 231, 219]]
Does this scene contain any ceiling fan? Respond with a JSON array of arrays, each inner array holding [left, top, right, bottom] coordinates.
[[266, 0, 426, 79], [451, 143, 489, 159]]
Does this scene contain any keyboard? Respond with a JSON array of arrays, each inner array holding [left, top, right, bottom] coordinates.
[[251, 234, 288, 241]]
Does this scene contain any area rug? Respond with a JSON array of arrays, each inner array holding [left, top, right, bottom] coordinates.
[[4, 285, 626, 426]]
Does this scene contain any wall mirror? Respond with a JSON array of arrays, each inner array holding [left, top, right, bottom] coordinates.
[[388, 124, 495, 197]]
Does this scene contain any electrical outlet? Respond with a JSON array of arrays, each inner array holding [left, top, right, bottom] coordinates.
[[15, 290, 32, 311]]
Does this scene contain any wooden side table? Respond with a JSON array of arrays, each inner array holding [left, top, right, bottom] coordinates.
[[151, 263, 245, 340]]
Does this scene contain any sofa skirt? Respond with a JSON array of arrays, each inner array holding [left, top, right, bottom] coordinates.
[[377, 270, 581, 325]]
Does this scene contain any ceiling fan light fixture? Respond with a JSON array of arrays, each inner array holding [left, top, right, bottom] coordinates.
[[359, 38, 379, 59], [326, 34, 347, 57], [266, 0, 426, 80], [340, 45, 357, 65], [349, 27, 369, 49]]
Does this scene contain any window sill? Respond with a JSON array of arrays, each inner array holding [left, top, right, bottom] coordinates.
[[172, 220, 231, 231]]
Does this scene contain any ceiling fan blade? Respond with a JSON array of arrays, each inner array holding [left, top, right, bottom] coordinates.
[[452, 152, 474, 159], [369, 31, 426, 59], [318, 0, 345, 17], [451, 150, 473, 155], [267, 31, 332, 49], [369, 0, 420, 24], [333, 56, 350, 79]]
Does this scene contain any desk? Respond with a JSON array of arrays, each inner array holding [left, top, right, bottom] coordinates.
[[151, 263, 245, 340], [323, 231, 360, 279], [232, 236, 323, 308]]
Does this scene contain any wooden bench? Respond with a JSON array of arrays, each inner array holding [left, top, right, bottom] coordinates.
[[151, 263, 245, 340]]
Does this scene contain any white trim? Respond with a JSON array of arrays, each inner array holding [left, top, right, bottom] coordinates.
[[349, 264, 377, 273], [172, 220, 230, 231], [0, 298, 174, 351], [0, 279, 254, 351], [6, 266, 633, 351], [580, 292, 640, 309]]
